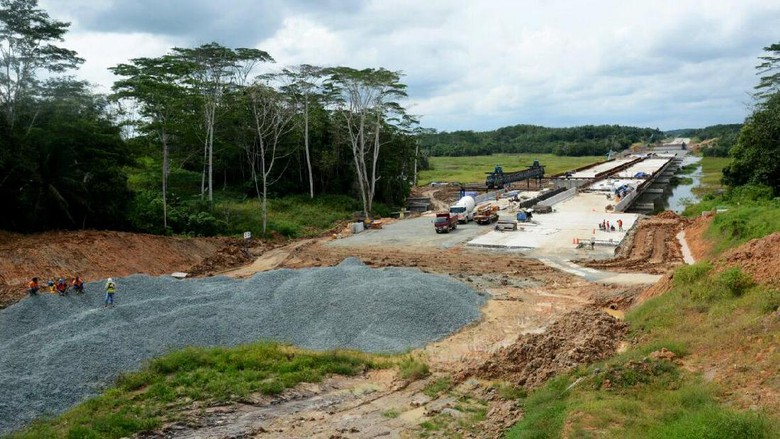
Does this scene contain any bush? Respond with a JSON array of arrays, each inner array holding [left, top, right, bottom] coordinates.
[[398, 356, 429, 381], [673, 263, 712, 289], [715, 268, 754, 297]]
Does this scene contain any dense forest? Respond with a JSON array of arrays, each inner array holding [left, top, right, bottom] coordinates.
[[419, 124, 663, 157], [2, 0, 778, 238], [0, 0, 421, 236]]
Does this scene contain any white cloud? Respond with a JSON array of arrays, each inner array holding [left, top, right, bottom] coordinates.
[[36, 0, 780, 130]]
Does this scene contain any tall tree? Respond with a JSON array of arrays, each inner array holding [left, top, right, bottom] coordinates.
[[245, 81, 295, 238], [280, 64, 323, 199], [325, 67, 407, 217], [110, 55, 194, 230], [172, 43, 272, 206], [754, 42, 780, 101], [723, 92, 780, 194], [0, 0, 82, 128]]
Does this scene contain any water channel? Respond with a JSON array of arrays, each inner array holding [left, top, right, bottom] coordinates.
[[630, 155, 703, 214]]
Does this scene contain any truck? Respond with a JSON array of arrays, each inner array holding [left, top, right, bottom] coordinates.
[[474, 204, 499, 225], [449, 195, 476, 223], [434, 212, 458, 233], [485, 160, 545, 189]]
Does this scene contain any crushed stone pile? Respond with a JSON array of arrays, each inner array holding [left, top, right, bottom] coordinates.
[[0, 258, 485, 435], [464, 308, 627, 388]]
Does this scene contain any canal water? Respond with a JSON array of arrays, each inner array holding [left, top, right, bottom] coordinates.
[[630, 156, 703, 214]]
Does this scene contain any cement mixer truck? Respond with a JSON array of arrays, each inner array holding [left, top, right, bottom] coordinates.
[[449, 195, 476, 223]]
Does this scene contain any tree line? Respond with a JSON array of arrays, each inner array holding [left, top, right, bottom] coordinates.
[[0, 0, 422, 235], [723, 42, 780, 194], [420, 124, 663, 157]]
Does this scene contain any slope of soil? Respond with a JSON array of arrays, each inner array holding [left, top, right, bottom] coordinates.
[[716, 232, 780, 287], [581, 211, 688, 274], [463, 308, 628, 388], [684, 212, 714, 261], [0, 230, 225, 307]]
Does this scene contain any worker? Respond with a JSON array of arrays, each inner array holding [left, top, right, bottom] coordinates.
[[617, 219, 623, 231], [47, 279, 55, 293], [104, 278, 116, 308], [56, 277, 68, 296], [72, 276, 84, 294], [28, 277, 39, 296]]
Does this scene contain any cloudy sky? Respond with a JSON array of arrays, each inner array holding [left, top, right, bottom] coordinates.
[[39, 0, 780, 132]]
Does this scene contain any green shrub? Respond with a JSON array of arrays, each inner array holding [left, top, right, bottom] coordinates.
[[716, 268, 754, 297], [423, 376, 451, 398], [673, 263, 712, 289], [398, 357, 429, 381], [759, 289, 780, 314]]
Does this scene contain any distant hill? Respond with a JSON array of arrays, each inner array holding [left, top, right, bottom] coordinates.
[[665, 124, 743, 157], [420, 124, 663, 157]]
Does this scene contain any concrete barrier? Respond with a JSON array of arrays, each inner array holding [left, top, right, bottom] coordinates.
[[537, 187, 577, 207]]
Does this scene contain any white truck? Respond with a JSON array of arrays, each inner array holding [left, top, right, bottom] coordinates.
[[449, 195, 476, 223]]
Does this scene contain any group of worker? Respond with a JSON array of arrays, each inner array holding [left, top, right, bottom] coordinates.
[[27, 276, 118, 307], [599, 218, 623, 232]]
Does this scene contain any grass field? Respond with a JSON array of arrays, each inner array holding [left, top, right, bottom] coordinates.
[[417, 154, 603, 186], [693, 156, 732, 196], [11, 343, 389, 439]]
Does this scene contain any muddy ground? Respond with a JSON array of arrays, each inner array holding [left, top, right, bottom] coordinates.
[[0, 210, 706, 437]]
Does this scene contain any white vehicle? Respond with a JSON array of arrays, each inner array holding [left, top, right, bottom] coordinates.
[[449, 196, 476, 223]]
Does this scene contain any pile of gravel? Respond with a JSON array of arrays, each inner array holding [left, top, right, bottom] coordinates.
[[0, 258, 485, 434]]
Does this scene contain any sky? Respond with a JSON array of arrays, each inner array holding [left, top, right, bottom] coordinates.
[[39, 0, 780, 132]]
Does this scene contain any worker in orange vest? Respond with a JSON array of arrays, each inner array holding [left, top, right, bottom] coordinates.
[[72, 276, 85, 294], [28, 277, 40, 296]]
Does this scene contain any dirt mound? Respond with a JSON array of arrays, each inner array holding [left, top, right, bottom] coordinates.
[[581, 212, 688, 274], [634, 272, 674, 306], [684, 213, 714, 261], [463, 308, 628, 388], [187, 239, 261, 276], [716, 232, 780, 287], [0, 230, 225, 308]]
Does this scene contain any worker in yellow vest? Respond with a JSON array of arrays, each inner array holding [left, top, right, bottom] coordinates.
[[104, 278, 116, 308]]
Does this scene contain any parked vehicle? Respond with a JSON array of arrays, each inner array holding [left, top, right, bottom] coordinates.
[[434, 212, 458, 233], [449, 195, 476, 223], [474, 204, 499, 225]]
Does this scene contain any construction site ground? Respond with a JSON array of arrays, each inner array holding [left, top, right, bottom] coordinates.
[[2, 204, 770, 437]]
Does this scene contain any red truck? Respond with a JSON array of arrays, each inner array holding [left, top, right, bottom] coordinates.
[[434, 212, 458, 233]]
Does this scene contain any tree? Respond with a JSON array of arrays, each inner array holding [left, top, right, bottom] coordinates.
[[754, 42, 780, 101], [722, 92, 780, 194], [110, 55, 195, 230], [171, 43, 273, 206], [0, 0, 82, 128], [280, 64, 324, 199], [245, 81, 296, 238], [325, 67, 407, 217]]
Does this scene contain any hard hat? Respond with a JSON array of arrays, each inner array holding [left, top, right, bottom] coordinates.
[[107, 278, 113, 283]]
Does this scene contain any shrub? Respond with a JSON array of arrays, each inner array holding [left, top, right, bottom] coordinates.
[[398, 357, 429, 381], [715, 268, 754, 297]]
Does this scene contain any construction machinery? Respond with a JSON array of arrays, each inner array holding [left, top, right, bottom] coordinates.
[[474, 204, 499, 225], [485, 160, 545, 189], [449, 195, 476, 223]]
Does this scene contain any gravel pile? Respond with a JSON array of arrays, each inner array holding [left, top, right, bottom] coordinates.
[[0, 258, 485, 434]]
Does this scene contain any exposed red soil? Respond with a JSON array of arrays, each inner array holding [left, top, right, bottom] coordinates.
[[716, 232, 780, 287], [581, 211, 689, 274], [461, 308, 628, 388], [0, 230, 226, 308]]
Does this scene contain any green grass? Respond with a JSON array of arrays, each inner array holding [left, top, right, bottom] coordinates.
[[417, 153, 603, 185], [692, 156, 732, 196], [506, 250, 780, 438], [422, 376, 452, 398], [398, 356, 430, 381], [216, 194, 361, 239], [10, 342, 387, 439]]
